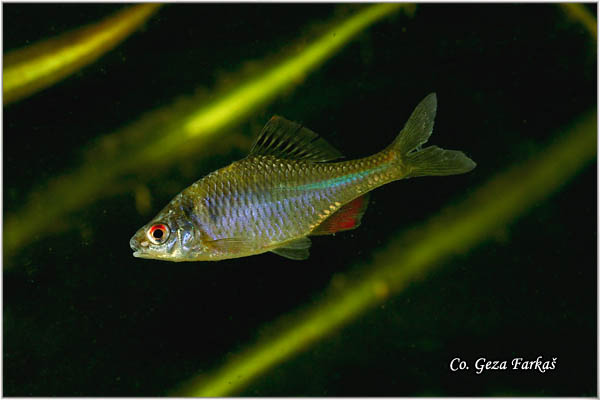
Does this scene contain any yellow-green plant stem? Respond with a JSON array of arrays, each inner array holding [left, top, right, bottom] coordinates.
[[559, 3, 597, 39], [133, 3, 414, 167], [4, 4, 411, 265], [3, 4, 161, 105], [175, 110, 596, 397]]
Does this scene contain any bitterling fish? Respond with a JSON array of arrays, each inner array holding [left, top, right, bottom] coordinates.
[[130, 94, 475, 261]]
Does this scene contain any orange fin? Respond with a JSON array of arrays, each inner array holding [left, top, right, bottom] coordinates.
[[310, 194, 370, 236]]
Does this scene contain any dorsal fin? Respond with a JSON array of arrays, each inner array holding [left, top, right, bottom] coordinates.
[[249, 116, 344, 162], [310, 194, 370, 236]]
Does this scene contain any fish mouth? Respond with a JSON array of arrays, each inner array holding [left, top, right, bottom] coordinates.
[[132, 250, 151, 259], [130, 235, 146, 258]]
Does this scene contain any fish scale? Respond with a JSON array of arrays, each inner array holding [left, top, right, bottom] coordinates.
[[130, 94, 476, 261], [185, 152, 400, 249]]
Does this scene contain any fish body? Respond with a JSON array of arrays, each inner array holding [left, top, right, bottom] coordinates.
[[130, 94, 476, 261], [159, 151, 396, 260]]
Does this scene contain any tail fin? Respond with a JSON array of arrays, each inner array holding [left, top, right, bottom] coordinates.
[[390, 93, 476, 178]]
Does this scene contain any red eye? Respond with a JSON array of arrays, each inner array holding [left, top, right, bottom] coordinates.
[[147, 224, 170, 244]]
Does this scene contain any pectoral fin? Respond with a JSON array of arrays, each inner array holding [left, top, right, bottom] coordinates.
[[207, 238, 256, 254], [270, 237, 311, 260]]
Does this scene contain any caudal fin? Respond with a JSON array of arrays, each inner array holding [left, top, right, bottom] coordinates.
[[390, 93, 476, 178]]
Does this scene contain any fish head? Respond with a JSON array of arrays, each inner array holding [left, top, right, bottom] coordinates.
[[130, 198, 210, 262]]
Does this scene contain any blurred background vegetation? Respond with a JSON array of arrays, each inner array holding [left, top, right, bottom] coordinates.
[[3, 3, 596, 396]]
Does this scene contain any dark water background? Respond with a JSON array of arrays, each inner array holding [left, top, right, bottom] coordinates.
[[3, 4, 596, 396]]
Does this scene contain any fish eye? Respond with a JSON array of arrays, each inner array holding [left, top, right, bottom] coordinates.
[[147, 223, 170, 245]]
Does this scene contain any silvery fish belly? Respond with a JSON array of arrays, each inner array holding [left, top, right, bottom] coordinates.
[[129, 93, 476, 261]]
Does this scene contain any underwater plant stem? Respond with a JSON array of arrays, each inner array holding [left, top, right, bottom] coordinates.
[[4, 4, 410, 265], [135, 3, 413, 168], [3, 4, 161, 105], [182, 3, 412, 137], [559, 3, 597, 40], [175, 110, 596, 396]]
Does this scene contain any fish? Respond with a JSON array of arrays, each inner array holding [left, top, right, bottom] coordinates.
[[129, 93, 476, 261]]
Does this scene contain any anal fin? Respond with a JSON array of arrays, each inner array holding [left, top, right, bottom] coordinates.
[[270, 237, 311, 260], [310, 194, 370, 236]]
